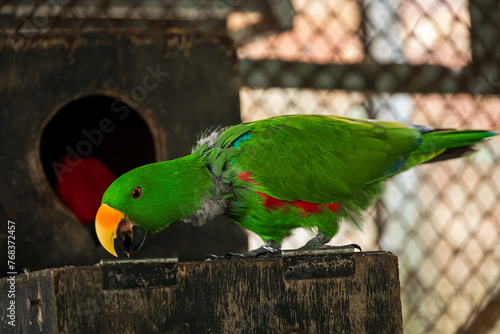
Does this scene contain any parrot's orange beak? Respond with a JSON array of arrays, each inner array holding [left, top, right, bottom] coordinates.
[[95, 204, 123, 257]]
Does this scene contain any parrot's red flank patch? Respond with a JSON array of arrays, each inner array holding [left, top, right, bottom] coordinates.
[[257, 192, 287, 210], [238, 171, 257, 183], [291, 200, 321, 215], [257, 192, 340, 216], [325, 202, 341, 213]]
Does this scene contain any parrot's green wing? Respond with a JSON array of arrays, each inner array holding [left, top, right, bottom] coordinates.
[[217, 115, 422, 203]]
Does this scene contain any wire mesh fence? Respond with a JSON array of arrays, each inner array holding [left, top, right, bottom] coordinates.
[[236, 1, 500, 333], [2, 0, 499, 333]]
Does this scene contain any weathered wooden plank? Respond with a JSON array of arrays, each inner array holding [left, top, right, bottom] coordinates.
[[0, 251, 403, 333]]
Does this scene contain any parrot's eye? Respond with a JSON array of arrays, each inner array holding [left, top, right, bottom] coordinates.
[[132, 187, 142, 199]]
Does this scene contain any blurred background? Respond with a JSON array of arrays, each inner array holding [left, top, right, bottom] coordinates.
[[0, 0, 499, 333]]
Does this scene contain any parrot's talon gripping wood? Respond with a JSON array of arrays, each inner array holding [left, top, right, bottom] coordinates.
[[284, 244, 362, 257], [205, 246, 283, 260], [95, 115, 497, 257], [335, 243, 362, 252]]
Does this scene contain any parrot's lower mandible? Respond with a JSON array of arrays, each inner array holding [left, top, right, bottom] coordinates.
[[94, 115, 497, 258]]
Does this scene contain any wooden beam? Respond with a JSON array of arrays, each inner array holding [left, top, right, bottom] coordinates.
[[239, 59, 496, 95], [1, 251, 403, 333]]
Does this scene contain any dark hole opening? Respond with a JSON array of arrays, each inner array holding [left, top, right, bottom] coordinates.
[[40, 95, 156, 225]]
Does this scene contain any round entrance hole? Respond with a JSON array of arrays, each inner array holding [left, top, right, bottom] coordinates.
[[40, 95, 157, 226]]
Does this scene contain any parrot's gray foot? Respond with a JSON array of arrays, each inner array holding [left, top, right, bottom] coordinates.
[[299, 242, 362, 252], [300, 231, 362, 252], [206, 240, 282, 260], [318, 244, 362, 252], [300, 231, 332, 250], [206, 246, 282, 260]]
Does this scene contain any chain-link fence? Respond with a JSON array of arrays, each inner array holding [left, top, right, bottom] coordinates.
[[236, 1, 500, 333], [2, 1, 499, 333]]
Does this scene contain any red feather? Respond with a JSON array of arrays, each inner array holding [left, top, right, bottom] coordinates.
[[56, 155, 116, 225], [257, 192, 287, 210], [257, 192, 340, 216], [325, 202, 341, 213], [292, 200, 321, 216], [238, 171, 257, 183]]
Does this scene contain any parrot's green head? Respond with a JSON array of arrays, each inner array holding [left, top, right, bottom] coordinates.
[[95, 154, 213, 257]]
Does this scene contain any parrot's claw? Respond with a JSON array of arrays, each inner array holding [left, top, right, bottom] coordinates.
[[243, 245, 283, 258], [206, 246, 283, 260], [320, 243, 362, 252], [298, 242, 362, 252], [205, 253, 239, 260], [298, 231, 362, 253]]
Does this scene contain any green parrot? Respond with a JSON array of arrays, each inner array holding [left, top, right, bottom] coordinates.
[[95, 115, 497, 257]]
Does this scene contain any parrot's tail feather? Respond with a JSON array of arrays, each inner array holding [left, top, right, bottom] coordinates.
[[410, 129, 497, 166], [424, 145, 477, 164]]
